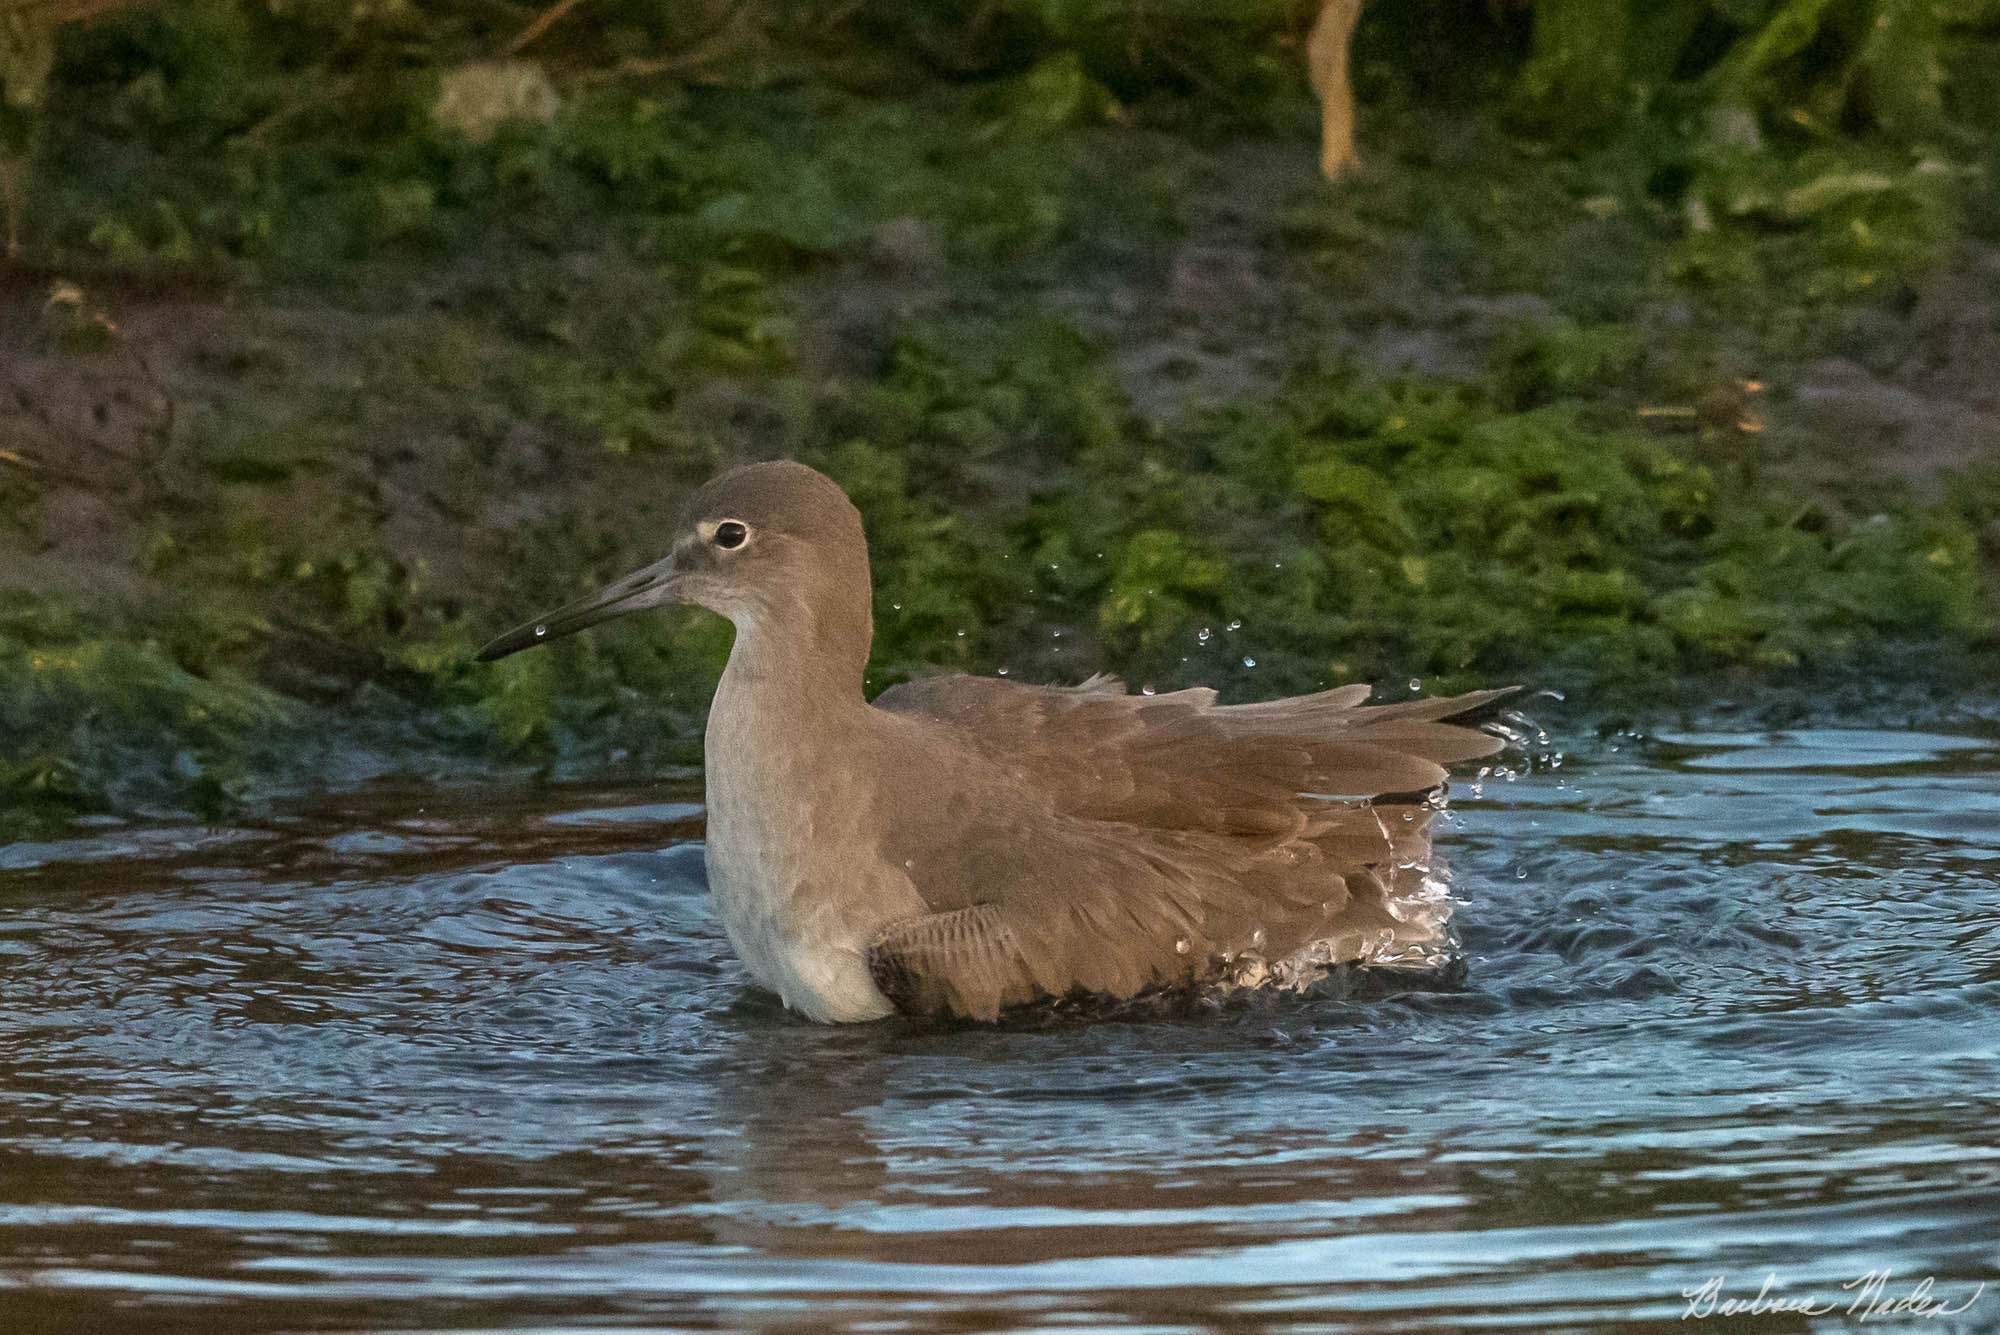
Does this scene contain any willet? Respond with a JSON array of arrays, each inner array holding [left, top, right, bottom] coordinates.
[[478, 461, 1513, 1022]]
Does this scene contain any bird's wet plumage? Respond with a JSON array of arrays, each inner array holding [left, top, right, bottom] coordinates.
[[479, 460, 1512, 1023]]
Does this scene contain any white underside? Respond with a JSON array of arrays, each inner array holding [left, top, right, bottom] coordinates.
[[705, 835, 896, 1024]]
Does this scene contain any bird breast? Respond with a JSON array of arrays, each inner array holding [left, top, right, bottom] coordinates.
[[702, 684, 905, 1022]]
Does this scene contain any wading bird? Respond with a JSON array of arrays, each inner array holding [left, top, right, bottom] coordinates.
[[479, 461, 1510, 1022]]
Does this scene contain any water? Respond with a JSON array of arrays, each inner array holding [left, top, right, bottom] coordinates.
[[4, 718, 1999, 1331]]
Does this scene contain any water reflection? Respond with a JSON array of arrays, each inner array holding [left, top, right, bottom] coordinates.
[[2, 719, 1998, 1329]]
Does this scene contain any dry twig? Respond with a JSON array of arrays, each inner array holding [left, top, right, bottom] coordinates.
[[504, 0, 587, 55], [571, 4, 757, 86]]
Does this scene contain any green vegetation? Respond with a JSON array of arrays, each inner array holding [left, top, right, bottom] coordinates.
[[3, 0, 1999, 834]]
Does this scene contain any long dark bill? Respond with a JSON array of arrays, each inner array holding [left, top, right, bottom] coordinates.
[[475, 558, 682, 662]]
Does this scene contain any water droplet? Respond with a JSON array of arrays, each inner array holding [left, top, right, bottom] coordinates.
[[1227, 619, 1242, 632], [1273, 561, 1283, 569], [1051, 629, 1062, 639], [891, 602, 902, 611], [1196, 627, 1211, 644], [1140, 684, 1157, 696], [1241, 656, 1257, 668], [1049, 563, 1060, 571], [955, 629, 966, 638], [1174, 937, 1190, 955], [533, 625, 548, 639], [997, 666, 1010, 676], [1409, 677, 1422, 692]]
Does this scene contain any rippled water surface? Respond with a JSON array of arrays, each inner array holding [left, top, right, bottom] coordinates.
[[4, 715, 1999, 1332]]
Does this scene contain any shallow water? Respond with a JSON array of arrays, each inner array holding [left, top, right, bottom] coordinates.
[[4, 716, 1999, 1332]]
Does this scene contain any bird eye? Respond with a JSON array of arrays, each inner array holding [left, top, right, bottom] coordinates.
[[713, 520, 749, 550]]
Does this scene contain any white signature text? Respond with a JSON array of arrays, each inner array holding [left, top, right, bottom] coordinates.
[[1682, 1270, 1985, 1322]]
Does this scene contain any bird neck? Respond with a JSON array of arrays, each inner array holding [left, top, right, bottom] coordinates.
[[718, 585, 873, 717]]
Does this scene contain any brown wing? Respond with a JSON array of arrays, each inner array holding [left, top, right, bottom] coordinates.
[[865, 675, 1515, 1020], [874, 674, 1514, 833], [865, 791, 1450, 1020]]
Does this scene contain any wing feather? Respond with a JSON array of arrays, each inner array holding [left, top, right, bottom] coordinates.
[[866, 674, 1516, 1019], [875, 675, 1513, 830]]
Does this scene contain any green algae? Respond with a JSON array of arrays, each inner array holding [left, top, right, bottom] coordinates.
[[0, 596, 291, 830]]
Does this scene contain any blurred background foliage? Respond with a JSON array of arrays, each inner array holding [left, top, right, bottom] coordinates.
[[0, 0, 1994, 269], [3, 0, 1999, 832]]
